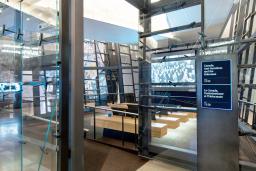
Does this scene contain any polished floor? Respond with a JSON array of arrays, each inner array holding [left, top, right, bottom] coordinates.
[[152, 118, 197, 151], [137, 159, 191, 171], [1, 112, 256, 170]]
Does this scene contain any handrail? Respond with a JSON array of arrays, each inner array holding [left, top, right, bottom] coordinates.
[[139, 104, 197, 112], [238, 100, 256, 106], [24, 114, 89, 132], [25, 114, 58, 125], [84, 105, 138, 116], [141, 95, 197, 99]]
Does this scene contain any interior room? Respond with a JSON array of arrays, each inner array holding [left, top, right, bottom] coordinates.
[[0, 0, 256, 171]]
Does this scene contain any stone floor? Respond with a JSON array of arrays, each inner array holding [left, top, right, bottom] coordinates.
[[1, 111, 256, 171], [137, 159, 191, 171], [152, 118, 197, 151]]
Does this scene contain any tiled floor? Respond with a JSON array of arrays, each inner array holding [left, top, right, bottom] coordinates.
[[0, 136, 56, 171], [0, 113, 57, 171], [1, 111, 256, 171]]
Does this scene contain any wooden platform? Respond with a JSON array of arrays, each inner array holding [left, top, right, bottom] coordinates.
[[154, 116, 180, 129], [95, 115, 168, 138], [108, 103, 129, 110], [183, 112, 197, 118], [167, 113, 189, 122]]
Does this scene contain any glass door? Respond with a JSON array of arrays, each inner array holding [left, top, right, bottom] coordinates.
[[0, 0, 59, 170]]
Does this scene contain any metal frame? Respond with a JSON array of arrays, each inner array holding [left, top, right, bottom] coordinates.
[[131, 0, 256, 169], [137, 0, 202, 160], [59, 0, 84, 170], [83, 41, 139, 104], [84, 105, 139, 149], [239, 0, 256, 123], [138, 0, 152, 157]]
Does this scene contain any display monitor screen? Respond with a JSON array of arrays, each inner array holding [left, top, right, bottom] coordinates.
[[151, 60, 195, 83]]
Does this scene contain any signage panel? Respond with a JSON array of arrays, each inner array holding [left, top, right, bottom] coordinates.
[[201, 60, 232, 110]]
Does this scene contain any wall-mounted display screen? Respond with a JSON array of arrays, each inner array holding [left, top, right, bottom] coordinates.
[[151, 59, 195, 83]]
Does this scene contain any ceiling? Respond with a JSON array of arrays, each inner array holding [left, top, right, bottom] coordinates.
[[150, 0, 235, 43], [0, 0, 139, 29], [0, 0, 236, 45]]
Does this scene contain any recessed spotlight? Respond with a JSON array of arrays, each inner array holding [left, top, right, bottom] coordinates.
[[26, 17, 30, 21], [0, 9, 2, 13]]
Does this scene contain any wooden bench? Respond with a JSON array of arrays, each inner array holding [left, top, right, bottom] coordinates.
[[167, 112, 189, 122], [185, 112, 197, 118], [108, 103, 128, 110], [95, 115, 168, 138], [154, 116, 180, 129]]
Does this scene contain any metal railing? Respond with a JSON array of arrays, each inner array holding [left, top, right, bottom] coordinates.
[[238, 100, 256, 130], [84, 105, 138, 149]]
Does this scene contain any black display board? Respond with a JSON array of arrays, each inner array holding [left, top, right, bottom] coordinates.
[[201, 60, 232, 110]]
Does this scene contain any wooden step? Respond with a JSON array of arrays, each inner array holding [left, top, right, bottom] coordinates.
[[154, 116, 180, 129], [95, 115, 168, 138], [183, 112, 197, 118], [151, 123, 168, 138], [108, 103, 128, 110], [167, 113, 189, 122]]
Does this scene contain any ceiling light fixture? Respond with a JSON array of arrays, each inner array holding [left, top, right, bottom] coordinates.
[[151, 0, 160, 3]]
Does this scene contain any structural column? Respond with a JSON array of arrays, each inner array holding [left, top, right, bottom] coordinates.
[[138, 0, 152, 156], [59, 0, 84, 170], [197, 54, 239, 171]]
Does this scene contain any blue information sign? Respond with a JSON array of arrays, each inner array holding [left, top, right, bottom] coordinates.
[[201, 60, 232, 110]]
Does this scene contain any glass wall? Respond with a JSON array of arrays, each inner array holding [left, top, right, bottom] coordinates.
[[84, 41, 140, 150], [0, 1, 59, 170], [137, 1, 198, 165]]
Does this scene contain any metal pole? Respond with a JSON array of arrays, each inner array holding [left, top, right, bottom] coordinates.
[[70, 0, 84, 170], [116, 44, 125, 103], [138, 0, 151, 157], [122, 114, 125, 147], [59, 0, 70, 169], [94, 40, 101, 105], [253, 105, 256, 129], [59, 0, 84, 170], [201, 0, 204, 35], [135, 117, 137, 147], [93, 108, 96, 139]]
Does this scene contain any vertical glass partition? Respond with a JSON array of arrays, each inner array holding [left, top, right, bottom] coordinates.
[[83, 40, 140, 150], [137, 1, 198, 166], [0, 1, 59, 170]]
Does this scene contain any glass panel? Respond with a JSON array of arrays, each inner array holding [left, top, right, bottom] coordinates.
[[140, 54, 197, 156], [84, 42, 139, 151], [0, 1, 59, 170], [0, 2, 23, 171], [20, 0, 59, 170]]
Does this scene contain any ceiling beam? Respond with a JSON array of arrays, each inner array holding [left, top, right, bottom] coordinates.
[[140, 22, 201, 38]]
